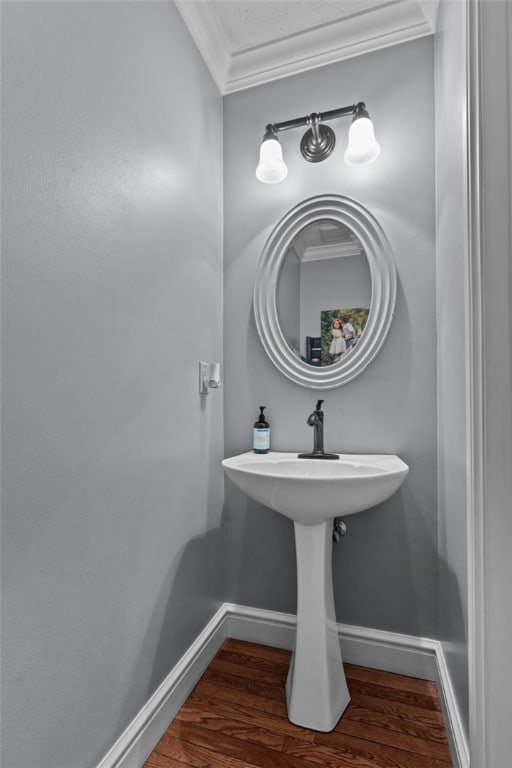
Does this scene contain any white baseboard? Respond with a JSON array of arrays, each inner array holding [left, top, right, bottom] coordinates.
[[224, 602, 439, 679], [96, 602, 469, 768], [95, 604, 229, 768]]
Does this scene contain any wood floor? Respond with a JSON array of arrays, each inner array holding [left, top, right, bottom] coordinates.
[[144, 638, 453, 768]]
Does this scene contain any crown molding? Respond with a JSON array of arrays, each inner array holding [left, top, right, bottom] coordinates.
[[176, 1, 439, 95], [417, 0, 440, 29], [174, 0, 230, 93], [301, 242, 364, 262]]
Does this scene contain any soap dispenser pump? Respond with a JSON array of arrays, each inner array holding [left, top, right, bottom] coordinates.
[[253, 406, 270, 454]]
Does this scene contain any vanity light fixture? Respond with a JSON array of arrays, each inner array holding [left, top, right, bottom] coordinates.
[[255, 102, 380, 184]]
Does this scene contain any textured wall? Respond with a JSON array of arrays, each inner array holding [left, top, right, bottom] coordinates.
[[223, 37, 438, 637], [434, 0, 469, 739], [0, 3, 223, 767]]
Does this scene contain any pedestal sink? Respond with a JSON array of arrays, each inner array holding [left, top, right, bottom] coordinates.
[[222, 451, 409, 732]]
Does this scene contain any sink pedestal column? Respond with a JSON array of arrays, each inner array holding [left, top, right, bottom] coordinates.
[[286, 519, 350, 731]]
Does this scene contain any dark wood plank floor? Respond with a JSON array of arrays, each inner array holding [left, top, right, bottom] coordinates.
[[144, 638, 453, 768]]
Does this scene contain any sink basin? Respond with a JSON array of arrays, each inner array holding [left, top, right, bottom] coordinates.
[[222, 449, 409, 732], [222, 451, 409, 524]]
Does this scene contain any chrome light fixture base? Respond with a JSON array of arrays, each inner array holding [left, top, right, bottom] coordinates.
[[300, 124, 336, 163]]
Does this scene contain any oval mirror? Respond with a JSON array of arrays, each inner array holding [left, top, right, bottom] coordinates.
[[254, 195, 396, 389]]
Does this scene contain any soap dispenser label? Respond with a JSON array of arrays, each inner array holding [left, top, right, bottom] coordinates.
[[253, 428, 270, 451]]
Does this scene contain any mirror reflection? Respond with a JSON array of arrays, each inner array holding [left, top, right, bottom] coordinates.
[[277, 219, 371, 367]]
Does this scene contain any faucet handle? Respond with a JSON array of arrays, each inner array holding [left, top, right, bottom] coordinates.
[[316, 399, 324, 411]]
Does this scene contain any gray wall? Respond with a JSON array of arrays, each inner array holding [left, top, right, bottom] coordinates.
[[224, 38, 439, 637], [0, 3, 223, 768], [435, 0, 469, 738]]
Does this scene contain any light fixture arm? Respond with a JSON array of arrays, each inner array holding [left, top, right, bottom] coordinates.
[[267, 102, 364, 135]]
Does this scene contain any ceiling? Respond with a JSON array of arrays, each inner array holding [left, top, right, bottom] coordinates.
[[175, 0, 439, 94]]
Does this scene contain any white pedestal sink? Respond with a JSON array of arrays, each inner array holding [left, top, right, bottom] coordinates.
[[222, 451, 409, 731]]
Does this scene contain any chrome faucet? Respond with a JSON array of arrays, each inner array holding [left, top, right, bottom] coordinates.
[[298, 400, 339, 460]]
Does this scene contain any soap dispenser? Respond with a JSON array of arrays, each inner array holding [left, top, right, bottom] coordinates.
[[253, 406, 270, 454]]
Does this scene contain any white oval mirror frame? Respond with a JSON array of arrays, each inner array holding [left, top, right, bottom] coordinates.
[[253, 194, 397, 389]]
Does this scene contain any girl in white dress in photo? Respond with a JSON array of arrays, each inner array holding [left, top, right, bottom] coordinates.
[[329, 317, 346, 361]]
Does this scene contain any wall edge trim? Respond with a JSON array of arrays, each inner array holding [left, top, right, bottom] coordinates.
[[435, 642, 471, 768]]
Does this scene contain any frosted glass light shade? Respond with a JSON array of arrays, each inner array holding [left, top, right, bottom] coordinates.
[[344, 117, 380, 166], [256, 138, 288, 184]]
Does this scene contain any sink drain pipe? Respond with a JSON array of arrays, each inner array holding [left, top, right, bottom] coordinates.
[[333, 518, 347, 543]]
